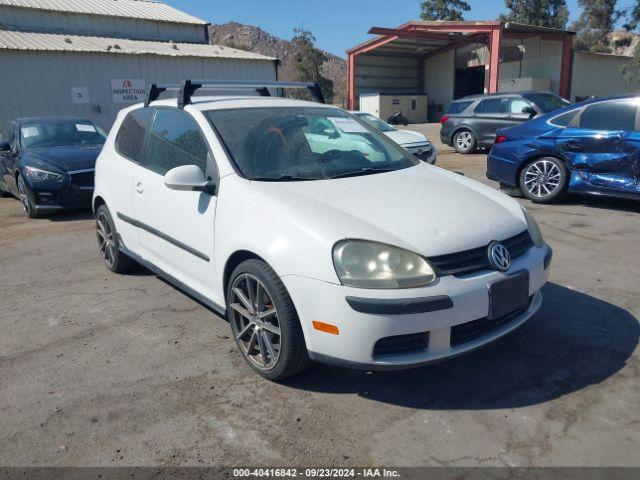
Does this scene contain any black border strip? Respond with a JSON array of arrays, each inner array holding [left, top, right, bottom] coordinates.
[[117, 212, 210, 262], [345, 295, 453, 315]]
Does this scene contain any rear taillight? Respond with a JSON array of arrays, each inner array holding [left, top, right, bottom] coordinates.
[[440, 115, 449, 125], [495, 135, 508, 144]]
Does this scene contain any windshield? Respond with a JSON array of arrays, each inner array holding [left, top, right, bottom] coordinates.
[[355, 113, 396, 132], [524, 93, 570, 113], [21, 120, 106, 148], [206, 107, 418, 181]]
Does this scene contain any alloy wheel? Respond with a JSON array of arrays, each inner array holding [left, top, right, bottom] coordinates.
[[523, 160, 562, 199], [17, 175, 31, 214], [229, 273, 281, 371], [456, 131, 473, 151], [96, 212, 116, 268]]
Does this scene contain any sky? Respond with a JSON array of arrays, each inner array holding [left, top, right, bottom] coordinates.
[[164, 0, 636, 58]]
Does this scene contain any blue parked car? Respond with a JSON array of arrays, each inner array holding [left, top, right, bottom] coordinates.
[[487, 95, 640, 203]]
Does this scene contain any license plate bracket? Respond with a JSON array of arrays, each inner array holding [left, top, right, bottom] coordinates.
[[489, 271, 530, 320]]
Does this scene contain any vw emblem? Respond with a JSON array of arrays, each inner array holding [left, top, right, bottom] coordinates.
[[488, 242, 511, 272]]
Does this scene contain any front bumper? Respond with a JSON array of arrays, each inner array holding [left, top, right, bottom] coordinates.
[[27, 169, 94, 212], [405, 143, 437, 164], [282, 244, 550, 368]]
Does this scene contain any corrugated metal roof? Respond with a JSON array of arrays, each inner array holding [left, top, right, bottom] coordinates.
[[0, 29, 277, 60], [0, 0, 207, 25]]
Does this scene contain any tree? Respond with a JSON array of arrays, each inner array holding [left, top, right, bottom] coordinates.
[[571, 0, 620, 53], [499, 0, 569, 30], [621, 0, 640, 80], [420, 0, 471, 21], [291, 28, 334, 104]]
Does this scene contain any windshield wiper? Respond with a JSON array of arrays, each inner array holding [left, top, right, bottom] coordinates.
[[249, 175, 318, 182], [329, 167, 397, 179]]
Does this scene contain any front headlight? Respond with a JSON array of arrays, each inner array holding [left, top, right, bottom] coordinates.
[[523, 207, 544, 247], [23, 166, 64, 183], [333, 240, 436, 289]]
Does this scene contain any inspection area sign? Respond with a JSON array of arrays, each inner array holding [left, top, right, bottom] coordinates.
[[111, 79, 146, 103]]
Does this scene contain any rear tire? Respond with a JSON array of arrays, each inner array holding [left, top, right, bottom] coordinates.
[[453, 130, 476, 154], [519, 157, 568, 203], [95, 205, 135, 273], [227, 259, 309, 381]]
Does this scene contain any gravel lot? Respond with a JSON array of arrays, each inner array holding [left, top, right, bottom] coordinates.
[[1, 123, 638, 468]]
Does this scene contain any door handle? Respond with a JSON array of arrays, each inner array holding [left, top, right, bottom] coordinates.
[[135, 182, 143, 193]]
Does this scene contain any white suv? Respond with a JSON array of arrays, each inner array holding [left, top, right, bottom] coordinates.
[[94, 81, 552, 380]]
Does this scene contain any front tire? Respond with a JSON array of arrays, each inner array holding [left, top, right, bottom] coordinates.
[[519, 157, 568, 203], [95, 205, 135, 273], [453, 130, 476, 154], [227, 259, 309, 381], [17, 173, 39, 218]]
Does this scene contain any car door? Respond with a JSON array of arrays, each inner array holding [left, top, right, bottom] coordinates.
[[472, 97, 512, 143], [132, 107, 219, 303], [556, 99, 639, 192]]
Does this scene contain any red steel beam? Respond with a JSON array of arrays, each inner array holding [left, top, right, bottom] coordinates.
[[487, 26, 503, 93], [347, 52, 356, 110], [559, 33, 574, 100]]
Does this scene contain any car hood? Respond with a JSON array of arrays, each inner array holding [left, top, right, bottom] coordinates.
[[384, 129, 429, 146], [23, 145, 102, 171], [252, 163, 527, 258]]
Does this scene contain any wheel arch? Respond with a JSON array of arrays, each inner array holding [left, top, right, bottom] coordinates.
[[451, 125, 477, 143], [223, 250, 268, 304], [93, 195, 106, 215]]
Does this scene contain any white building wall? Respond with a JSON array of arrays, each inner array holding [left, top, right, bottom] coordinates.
[[500, 39, 562, 94], [571, 51, 640, 100], [0, 51, 276, 130], [0, 6, 206, 42], [423, 49, 454, 111]]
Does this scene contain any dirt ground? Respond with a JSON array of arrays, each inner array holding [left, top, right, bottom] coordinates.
[[1, 124, 639, 468]]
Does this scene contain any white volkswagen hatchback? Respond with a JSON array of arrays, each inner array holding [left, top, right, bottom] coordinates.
[[94, 81, 552, 380]]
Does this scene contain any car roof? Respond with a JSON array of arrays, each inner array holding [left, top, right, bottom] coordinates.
[[17, 116, 94, 124], [148, 95, 339, 112], [455, 91, 558, 101]]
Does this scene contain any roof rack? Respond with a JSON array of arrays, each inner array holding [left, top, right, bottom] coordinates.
[[144, 80, 325, 107]]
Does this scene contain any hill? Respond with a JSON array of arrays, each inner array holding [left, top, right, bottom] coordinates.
[[208, 22, 347, 106]]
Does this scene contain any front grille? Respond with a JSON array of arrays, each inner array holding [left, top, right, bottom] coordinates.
[[450, 296, 533, 347], [69, 170, 95, 188], [429, 230, 533, 277], [373, 332, 429, 357]]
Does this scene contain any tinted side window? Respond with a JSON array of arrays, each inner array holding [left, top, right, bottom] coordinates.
[[475, 98, 504, 114], [447, 101, 473, 114], [146, 109, 210, 176], [580, 101, 637, 131], [115, 108, 152, 162]]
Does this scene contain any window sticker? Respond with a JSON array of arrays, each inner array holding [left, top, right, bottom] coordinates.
[[21, 126, 39, 138], [76, 124, 97, 133], [328, 117, 368, 134]]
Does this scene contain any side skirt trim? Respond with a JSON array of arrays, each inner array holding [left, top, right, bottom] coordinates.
[[117, 212, 210, 262], [117, 237, 226, 318]]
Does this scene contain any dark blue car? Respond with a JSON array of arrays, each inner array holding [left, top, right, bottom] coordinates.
[[487, 95, 640, 203], [0, 117, 106, 217]]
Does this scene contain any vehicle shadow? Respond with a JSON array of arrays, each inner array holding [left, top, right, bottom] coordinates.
[[285, 282, 639, 409], [46, 209, 94, 222], [564, 195, 640, 214]]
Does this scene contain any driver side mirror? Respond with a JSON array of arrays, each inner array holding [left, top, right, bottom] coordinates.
[[522, 106, 537, 118], [164, 165, 216, 195], [324, 128, 339, 139]]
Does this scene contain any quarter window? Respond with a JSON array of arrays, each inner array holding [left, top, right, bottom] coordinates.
[[579, 101, 637, 131], [115, 108, 152, 163], [146, 109, 211, 176], [446, 101, 472, 114], [475, 98, 504, 114]]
